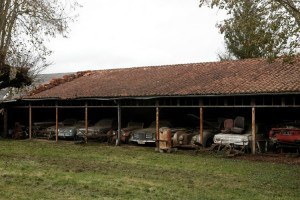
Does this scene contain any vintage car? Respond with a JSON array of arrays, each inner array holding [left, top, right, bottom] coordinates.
[[11, 122, 28, 139], [172, 120, 221, 148], [129, 120, 185, 145], [47, 119, 81, 140], [269, 127, 300, 149], [32, 121, 56, 138], [107, 122, 144, 144], [213, 117, 267, 153], [76, 118, 115, 142]]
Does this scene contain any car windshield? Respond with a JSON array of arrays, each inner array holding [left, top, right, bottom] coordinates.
[[127, 122, 144, 128], [62, 119, 77, 125], [76, 121, 86, 126], [149, 121, 171, 128], [95, 119, 113, 127]]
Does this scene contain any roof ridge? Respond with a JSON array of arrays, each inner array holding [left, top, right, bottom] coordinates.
[[88, 57, 265, 73], [29, 70, 93, 96]]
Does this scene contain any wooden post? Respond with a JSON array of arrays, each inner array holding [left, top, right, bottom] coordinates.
[[29, 105, 32, 139], [156, 107, 159, 148], [200, 107, 204, 145], [55, 106, 58, 142], [3, 108, 7, 138], [116, 103, 121, 146], [252, 107, 256, 154], [85, 103, 88, 143]]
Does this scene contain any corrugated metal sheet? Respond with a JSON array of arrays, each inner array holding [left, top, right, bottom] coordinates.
[[25, 57, 300, 99]]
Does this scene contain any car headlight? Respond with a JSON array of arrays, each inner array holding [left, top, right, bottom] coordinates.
[[179, 135, 184, 141], [191, 135, 197, 142]]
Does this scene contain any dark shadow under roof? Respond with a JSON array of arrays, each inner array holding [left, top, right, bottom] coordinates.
[[25, 57, 300, 100]]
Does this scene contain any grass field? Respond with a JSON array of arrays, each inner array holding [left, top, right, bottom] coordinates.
[[0, 140, 299, 200]]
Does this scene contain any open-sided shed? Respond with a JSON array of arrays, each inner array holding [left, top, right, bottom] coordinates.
[[2, 57, 300, 154]]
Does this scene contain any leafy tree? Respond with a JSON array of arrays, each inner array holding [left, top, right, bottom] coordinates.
[[200, 0, 300, 59], [0, 0, 79, 90]]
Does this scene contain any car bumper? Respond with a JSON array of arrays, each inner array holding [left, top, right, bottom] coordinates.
[[129, 139, 156, 144]]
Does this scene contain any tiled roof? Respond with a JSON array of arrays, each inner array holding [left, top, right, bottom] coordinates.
[[25, 57, 300, 99], [1, 73, 70, 101]]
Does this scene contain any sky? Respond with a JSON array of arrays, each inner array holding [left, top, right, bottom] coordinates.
[[44, 0, 226, 74]]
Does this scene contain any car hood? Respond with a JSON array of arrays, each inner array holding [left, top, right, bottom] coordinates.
[[132, 128, 156, 134], [59, 126, 77, 130], [133, 127, 187, 134], [77, 126, 111, 131], [122, 126, 143, 132], [214, 133, 251, 145]]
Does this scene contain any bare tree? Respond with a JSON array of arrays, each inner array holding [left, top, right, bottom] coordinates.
[[0, 0, 80, 89]]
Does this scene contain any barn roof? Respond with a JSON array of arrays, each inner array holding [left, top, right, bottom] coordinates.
[[25, 57, 300, 100]]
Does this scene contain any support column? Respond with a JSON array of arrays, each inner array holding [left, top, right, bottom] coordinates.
[[116, 103, 121, 146], [252, 107, 256, 154], [29, 105, 32, 139], [55, 106, 58, 142], [200, 107, 204, 145], [155, 107, 159, 148], [85, 103, 88, 143], [3, 108, 7, 138]]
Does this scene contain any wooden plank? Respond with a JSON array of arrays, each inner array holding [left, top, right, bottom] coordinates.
[[29, 105, 32, 139], [200, 107, 204, 145], [3, 109, 7, 138], [252, 107, 256, 154], [85, 104, 88, 143], [156, 107, 159, 148], [55, 107, 58, 142], [116, 104, 121, 146]]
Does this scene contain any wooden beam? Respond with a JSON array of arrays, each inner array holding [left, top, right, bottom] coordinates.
[[156, 107, 159, 148], [29, 105, 32, 139], [55, 107, 58, 142], [85, 103, 88, 143], [116, 104, 121, 146], [3, 108, 7, 138], [252, 107, 256, 154], [200, 107, 204, 145]]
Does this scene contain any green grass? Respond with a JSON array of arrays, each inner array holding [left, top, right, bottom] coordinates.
[[0, 140, 299, 200]]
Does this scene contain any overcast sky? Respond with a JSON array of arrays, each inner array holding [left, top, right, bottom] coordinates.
[[44, 0, 226, 74]]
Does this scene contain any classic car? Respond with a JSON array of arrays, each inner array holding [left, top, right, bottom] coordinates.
[[129, 120, 184, 145], [107, 122, 144, 144], [11, 122, 28, 139], [213, 117, 268, 153], [172, 120, 221, 148], [47, 119, 81, 140], [269, 127, 300, 149], [76, 118, 115, 142], [32, 121, 56, 138]]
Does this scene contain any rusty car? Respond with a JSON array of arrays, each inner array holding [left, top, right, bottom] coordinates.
[[76, 118, 116, 142], [269, 125, 300, 151], [32, 121, 56, 138], [107, 122, 144, 144], [213, 117, 268, 153], [172, 120, 221, 148], [129, 120, 186, 145], [47, 119, 81, 140], [11, 122, 28, 139]]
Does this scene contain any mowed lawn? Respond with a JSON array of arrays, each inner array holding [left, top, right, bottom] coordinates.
[[0, 140, 299, 200]]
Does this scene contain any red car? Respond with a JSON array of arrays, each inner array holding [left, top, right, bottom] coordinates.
[[269, 128, 300, 148]]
